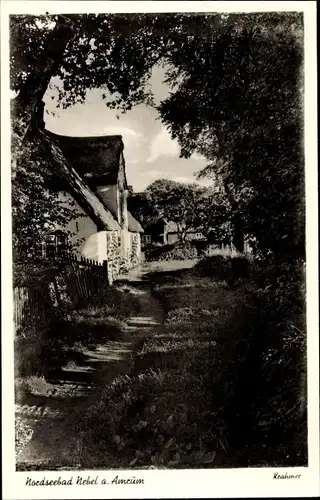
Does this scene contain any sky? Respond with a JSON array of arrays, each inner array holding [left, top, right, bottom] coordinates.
[[43, 65, 211, 192]]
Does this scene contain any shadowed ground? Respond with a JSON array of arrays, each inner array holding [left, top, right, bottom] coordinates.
[[16, 257, 306, 470], [16, 261, 174, 470]]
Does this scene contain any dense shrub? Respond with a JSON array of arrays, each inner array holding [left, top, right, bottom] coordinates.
[[219, 285, 306, 466], [194, 255, 230, 279], [15, 375, 55, 400], [145, 242, 198, 262], [194, 254, 250, 282], [194, 254, 307, 466]]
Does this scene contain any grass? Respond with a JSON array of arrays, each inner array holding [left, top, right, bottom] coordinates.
[[15, 375, 56, 400], [15, 255, 306, 468], [14, 284, 142, 399], [75, 255, 307, 469], [75, 266, 251, 468]]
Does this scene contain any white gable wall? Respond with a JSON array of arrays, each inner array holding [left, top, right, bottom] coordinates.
[[56, 191, 100, 261], [96, 184, 120, 223]]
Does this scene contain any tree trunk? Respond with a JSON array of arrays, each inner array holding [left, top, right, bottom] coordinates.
[[232, 212, 245, 253], [222, 181, 245, 254], [11, 16, 75, 148]]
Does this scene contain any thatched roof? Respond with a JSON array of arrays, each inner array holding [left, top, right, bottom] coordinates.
[[41, 131, 121, 231], [44, 130, 123, 187], [128, 211, 144, 233], [43, 129, 143, 234]]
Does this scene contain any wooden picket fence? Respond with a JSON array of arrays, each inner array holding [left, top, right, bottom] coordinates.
[[13, 285, 53, 331], [55, 255, 111, 307], [13, 255, 111, 331]]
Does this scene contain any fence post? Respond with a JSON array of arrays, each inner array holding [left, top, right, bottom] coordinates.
[[52, 276, 62, 307], [103, 260, 112, 286]]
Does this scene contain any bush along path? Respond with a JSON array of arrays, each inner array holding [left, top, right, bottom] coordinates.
[[16, 274, 164, 471]]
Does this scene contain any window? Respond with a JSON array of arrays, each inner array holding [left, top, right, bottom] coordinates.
[[143, 235, 151, 244], [44, 231, 68, 257]]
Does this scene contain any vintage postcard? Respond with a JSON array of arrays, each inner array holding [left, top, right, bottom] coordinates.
[[1, 1, 319, 498]]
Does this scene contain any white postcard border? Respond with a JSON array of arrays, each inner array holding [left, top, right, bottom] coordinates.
[[1, 2, 319, 499]]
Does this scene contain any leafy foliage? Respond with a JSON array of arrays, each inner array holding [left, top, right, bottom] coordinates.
[[158, 12, 304, 259], [127, 191, 158, 228], [146, 179, 207, 241], [195, 189, 233, 245], [12, 135, 79, 260], [145, 242, 198, 262], [129, 179, 232, 244], [11, 13, 224, 111], [10, 12, 304, 261]]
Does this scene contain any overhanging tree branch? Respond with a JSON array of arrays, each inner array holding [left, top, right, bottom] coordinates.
[[11, 15, 76, 146]]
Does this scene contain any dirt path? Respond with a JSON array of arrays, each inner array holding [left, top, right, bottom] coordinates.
[[16, 266, 164, 470]]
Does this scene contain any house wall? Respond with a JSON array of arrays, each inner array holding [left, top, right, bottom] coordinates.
[[167, 232, 205, 245], [96, 181, 129, 233], [120, 190, 128, 230], [121, 229, 131, 261], [130, 232, 141, 265], [56, 191, 101, 262], [135, 233, 141, 260], [167, 233, 180, 244], [118, 154, 128, 231], [187, 232, 206, 241], [95, 185, 131, 263], [96, 184, 120, 223]]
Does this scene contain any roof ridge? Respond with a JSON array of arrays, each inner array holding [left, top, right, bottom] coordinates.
[[44, 129, 123, 141], [44, 128, 123, 184]]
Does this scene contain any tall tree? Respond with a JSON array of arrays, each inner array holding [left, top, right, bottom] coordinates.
[[10, 15, 76, 147], [144, 179, 208, 242], [158, 12, 304, 259], [10, 13, 163, 254], [195, 186, 233, 246], [10, 13, 222, 136], [10, 13, 304, 261], [10, 13, 210, 253]]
